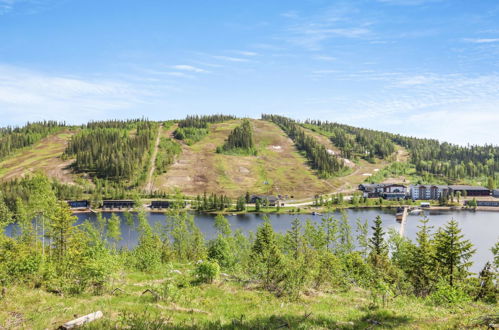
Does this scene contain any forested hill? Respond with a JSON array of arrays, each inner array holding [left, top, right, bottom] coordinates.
[[1, 114, 499, 200], [303, 118, 499, 181], [0, 121, 65, 161]]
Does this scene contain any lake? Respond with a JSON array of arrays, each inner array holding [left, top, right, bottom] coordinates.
[[71, 208, 498, 273]]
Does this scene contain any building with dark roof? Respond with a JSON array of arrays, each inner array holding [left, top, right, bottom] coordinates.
[[448, 185, 490, 197], [150, 201, 171, 209], [67, 200, 90, 209], [102, 200, 135, 209], [410, 184, 490, 200], [358, 183, 408, 198]]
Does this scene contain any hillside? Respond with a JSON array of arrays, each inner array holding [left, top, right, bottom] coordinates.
[[0, 115, 496, 201], [0, 129, 77, 184], [1, 264, 495, 329]]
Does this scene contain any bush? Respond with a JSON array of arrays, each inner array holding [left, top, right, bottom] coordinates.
[[208, 236, 234, 268], [195, 260, 220, 284], [429, 281, 471, 305]]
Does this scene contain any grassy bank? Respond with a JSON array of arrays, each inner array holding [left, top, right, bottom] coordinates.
[[1, 265, 495, 329]]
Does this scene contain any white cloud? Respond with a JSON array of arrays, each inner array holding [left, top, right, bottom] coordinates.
[[233, 50, 258, 57], [172, 64, 209, 73], [212, 55, 249, 62], [0, 65, 153, 125], [313, 55, 336, 61], [281, 4, 374, 51], [464, 38, 499, 44]]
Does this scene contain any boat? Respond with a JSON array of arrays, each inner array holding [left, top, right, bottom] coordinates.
[[312, 211, 323, 216], [409, 208, 423, 215]]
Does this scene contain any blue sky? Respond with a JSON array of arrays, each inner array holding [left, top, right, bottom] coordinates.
[[1, 0, 499, 144]]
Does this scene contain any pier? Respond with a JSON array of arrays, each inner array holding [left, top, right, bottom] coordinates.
[[396, 207, 409, 236]]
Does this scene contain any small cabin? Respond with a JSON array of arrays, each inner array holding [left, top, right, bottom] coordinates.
[[102, 200, 135, 209], [67, 200, 90, 209], [150, 201, 171, 209]]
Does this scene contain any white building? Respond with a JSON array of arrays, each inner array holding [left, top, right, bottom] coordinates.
[[410, 185, 449, 200]]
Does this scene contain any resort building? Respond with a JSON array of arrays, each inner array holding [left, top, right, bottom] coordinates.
[[410, 184, 490, 200], [358, 183, 408, 199]]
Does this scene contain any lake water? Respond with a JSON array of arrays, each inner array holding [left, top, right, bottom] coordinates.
[[70, 208, 498, 273]]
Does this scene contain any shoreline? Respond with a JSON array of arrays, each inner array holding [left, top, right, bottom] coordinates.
[[70, 204, 499, 215]]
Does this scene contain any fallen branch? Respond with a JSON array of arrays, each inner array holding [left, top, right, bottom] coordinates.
[[142, 289, 162, 301], [59, 311, 103, 329], [111, 288, 127, 295]]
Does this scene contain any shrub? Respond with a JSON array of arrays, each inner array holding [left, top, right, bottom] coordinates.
[[429, 280, 471, 305], [208, 236, 234, 268], [195, 260, 220, 284]]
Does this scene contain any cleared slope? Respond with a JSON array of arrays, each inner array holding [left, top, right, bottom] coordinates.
[[154, 119, 330, 198], [0, 130, 77, 183]]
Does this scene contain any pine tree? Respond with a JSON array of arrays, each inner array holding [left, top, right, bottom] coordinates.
[[474, 262, 497, 303], [410, 218, 436, 297], [338, 212, 354, 255], [369, 216, 387, 257], [250, 220, 285, 290], [434, 219, 476, 287], [355, 218, 369, 259], [47, 201, 78, 263], [285, 218, 302, 259]]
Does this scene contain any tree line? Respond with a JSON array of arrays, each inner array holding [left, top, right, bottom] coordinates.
[[174, 115, 236, 145], [262, 115, 345, 177], [392, 135, 499, 181], [0, 121, 65, 161], [303, 120, 396, 162], [304, 118, 499, 182], [0, 177, 497, 306], [216, 119, 256, 155], [64, 120, 156, 182]]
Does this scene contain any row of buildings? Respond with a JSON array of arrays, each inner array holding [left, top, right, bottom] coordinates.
[[358, 183, 495, 200], [67, 200, 172, 210]]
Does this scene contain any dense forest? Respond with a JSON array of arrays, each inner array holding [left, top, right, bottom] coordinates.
[[174, 114, 236, 145], [263, 115, 345, 177], [392, 135, 499, 181], [303, 120, 396, 162], [216, 119, 256, 155], [0, 121, 65, 161], [304, 119, 499, 183], [0, 175, 497, 328], [64, 120, 156, 182]]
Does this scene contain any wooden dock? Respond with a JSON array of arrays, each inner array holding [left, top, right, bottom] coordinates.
[[397, 207, 409, 237]]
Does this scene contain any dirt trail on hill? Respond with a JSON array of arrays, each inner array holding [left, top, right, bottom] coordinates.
[[144, 124, 163, 193]]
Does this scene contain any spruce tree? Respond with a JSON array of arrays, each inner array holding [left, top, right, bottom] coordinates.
[[250, 220, 285, 290], [410, 218, 436, 297], [434, 219, 475, 287], [285, 218, 302, 259], [369, 216, 387, 257], [355, 218, 369, 259]]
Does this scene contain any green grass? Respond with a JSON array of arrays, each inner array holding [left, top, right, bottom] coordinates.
[[0, 264, 495, 329]]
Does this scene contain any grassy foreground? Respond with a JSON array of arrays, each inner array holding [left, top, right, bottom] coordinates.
[[1, 264, 495, 329]]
